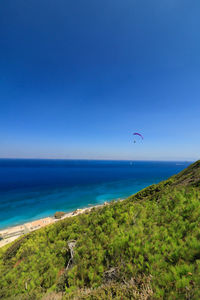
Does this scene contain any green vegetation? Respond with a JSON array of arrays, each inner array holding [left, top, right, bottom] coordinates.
[[0, 160, 200, 299]]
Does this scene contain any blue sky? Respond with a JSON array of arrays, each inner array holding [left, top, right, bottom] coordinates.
[[0, 0, 199, 160]]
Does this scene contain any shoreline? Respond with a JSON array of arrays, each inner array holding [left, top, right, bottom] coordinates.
[[0, 201, 112, 249]]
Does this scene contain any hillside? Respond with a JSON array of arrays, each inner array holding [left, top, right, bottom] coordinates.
[[0, 160, 200, 299]]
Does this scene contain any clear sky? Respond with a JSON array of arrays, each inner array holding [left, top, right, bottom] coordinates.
[[0, 0, 199, 161]]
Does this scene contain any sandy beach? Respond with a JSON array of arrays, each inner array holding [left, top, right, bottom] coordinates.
[[0, 202, 109, 248]]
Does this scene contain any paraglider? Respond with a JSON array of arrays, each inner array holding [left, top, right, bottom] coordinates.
[[133, 132, 144, 143]]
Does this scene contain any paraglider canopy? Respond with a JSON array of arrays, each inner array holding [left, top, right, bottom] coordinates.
[[133, 132, 144, 139]]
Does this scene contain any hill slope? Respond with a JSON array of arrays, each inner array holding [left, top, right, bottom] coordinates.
[[0, 160, 199, 299]]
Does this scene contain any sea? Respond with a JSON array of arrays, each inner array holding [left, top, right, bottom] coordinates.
[[0, 159, 191, 229]]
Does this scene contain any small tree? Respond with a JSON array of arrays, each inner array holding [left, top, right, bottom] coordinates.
[[54, 211, 65, 219]]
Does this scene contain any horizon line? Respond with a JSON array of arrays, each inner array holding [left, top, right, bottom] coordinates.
[[0, 157, 195, 162]]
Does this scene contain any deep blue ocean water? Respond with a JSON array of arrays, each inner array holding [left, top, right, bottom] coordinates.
[[0, 159, 191, 229]]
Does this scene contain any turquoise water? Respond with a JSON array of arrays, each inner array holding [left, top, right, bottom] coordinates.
[[0, 159, 191, 229]]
